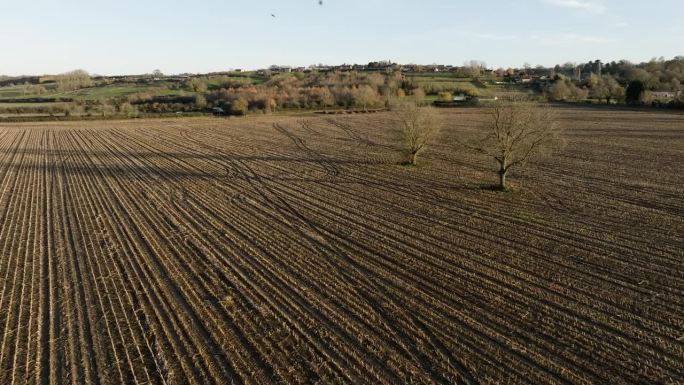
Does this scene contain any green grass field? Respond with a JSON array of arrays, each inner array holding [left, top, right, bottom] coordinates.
[[0, 83, 161, 100], [405, 72, 470, 79], [50, 84, 192, 100], [206, 75, 266, 89], [0, 85, 45, 99], [0, 76, 265, 102]]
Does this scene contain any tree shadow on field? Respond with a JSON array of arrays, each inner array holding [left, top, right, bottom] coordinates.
[[478, 184, 514, 193], [5, 147, 488, 196], [0, 148, 393, 184], [0, 148, 386, 177], [9, 147, 381, 165]]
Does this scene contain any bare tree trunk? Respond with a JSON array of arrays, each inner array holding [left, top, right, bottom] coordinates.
[[410, 152, 417, 165], [498, 164, 507, 190]]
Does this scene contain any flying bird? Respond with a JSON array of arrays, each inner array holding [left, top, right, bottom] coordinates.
[[319, 0, 323, 5], [271, 13, 276, 18]]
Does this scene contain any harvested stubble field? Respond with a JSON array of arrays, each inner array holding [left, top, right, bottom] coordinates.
[[0, 107, 682, 385]]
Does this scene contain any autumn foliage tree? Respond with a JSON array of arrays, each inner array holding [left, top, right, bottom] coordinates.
[[548, 77, 588, 101], [230, 98, 249, 115], [589, 75, 625, 104], [187, 78, 208, 93]]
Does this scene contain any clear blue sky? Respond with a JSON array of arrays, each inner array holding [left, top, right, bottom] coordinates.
[[1, 0, 682, 76]]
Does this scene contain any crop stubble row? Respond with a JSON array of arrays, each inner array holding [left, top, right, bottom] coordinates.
[[0, 108, 682, 384]]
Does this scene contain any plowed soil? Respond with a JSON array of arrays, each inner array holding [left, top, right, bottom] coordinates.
[[0, 107, 682, 384]]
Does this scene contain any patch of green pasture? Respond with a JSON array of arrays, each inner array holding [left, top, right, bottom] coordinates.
[[50, 84, 191, 100], [405, 72, 471, 80]]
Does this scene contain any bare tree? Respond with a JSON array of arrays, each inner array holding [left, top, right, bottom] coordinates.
[[54, 69, 93, 92], [464, 101, 561, 190], [463, 60, 486, 77], [393, 101, 439, 166], [412, 87, 426, 105]]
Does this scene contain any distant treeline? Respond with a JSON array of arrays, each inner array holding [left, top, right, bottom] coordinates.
[[2, 56, 683, 118], [544, 58, 684, 106], [120, 71, 415, 115]]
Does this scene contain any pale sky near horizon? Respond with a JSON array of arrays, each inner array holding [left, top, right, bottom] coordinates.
[[1, 0, 682, 76]]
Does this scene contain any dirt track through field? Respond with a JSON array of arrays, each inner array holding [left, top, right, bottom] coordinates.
[[0, 107, 682, 384]]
